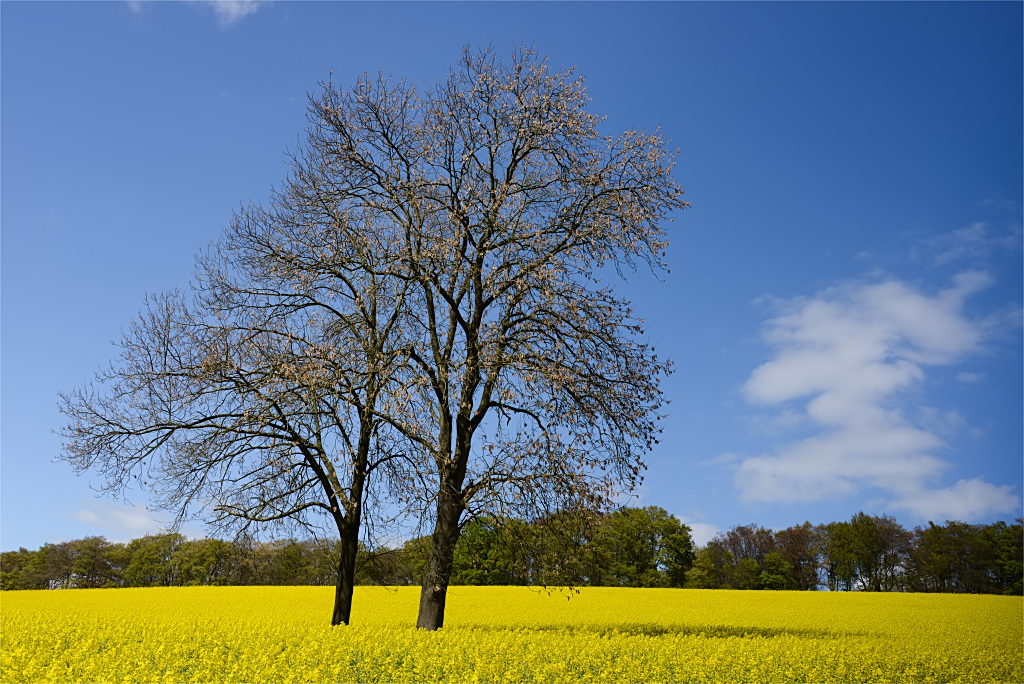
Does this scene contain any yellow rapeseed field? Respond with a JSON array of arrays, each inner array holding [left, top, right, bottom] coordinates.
[[1, 586, 1021, 683]]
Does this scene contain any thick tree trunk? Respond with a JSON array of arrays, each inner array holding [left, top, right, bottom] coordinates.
[[331, 416, 372, 626], [416, 362, 476, 630], [416, 486, 463, 630], [332, 518, 361, 626]]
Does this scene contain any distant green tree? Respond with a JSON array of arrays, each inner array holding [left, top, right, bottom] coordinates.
[[70, 537, 120, 588], [0, 548, 43, 590], [351, 542, 410, 586], [906, 519, 1022, 595], [759, 550, 798, 590], [661, 516, 697, 588], [44, 541, 77, 589], [730, 556, 762, 590], [0, 550, 22, 590], [817, 522, 858, 591], [124, 534, 184, 587], [684, 548, 720, 589], [399, 535, 433, 586], [588, 507, 694, 588], [906, 522, 952, 592], [205, 538, 237, 585], [451, 519, 495, 585], [174, 538, 236, 586], [105, 542, 132, 587], [19, 545, 55, 590], [848, 513, 909, 592], [718, 524, 776, 567], [237, 538, 285, 586], [522, 512, 596, 587], [268, 539, 313, 585], [775, 522, 819, 590], [304, 539, 341, 586], [988, 519, 1023, 595], [693, 524, 776, 590], [450, 517, 530, 586], [914, 520, 994, 593]]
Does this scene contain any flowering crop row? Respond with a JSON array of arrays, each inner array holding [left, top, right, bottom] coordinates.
[[2, 586, 1021, 682]]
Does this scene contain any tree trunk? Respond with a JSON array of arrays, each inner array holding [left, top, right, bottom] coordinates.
[[332, 518, 361, 626], [416, 486, 463, 630], [332, 416, 372, 626]]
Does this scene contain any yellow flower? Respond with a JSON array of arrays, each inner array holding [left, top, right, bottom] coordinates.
[[1, 586, 1020, 683]]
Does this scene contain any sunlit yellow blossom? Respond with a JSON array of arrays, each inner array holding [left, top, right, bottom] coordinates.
[[1, 586, 1020, 683]]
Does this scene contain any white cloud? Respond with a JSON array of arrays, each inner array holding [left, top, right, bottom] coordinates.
[[955, 371, 984, 383], [75, 500, 167, 541], [74, 499, 204, 542], [914, 407, 973, 439], [702, 452, 741, 466], [916, 221, 1022, 266], [890, 479, 1019, 522], [733, 272, 1019, 522], [770, 409, 807, 429], [202, 0, 264, 27], [678, 518, 719, 547], [735, 424, 947, 503], [980, 196, 1021, 215], [125, 1, 265, 27]]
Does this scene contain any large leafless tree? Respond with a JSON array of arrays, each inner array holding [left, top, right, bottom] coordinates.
[[59, 149, 415, 625], [302, 45, 687, 628], [60, 45, 685, 630]]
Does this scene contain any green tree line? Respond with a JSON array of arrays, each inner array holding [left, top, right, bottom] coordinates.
[[686, 514, 1021, 595], [2, 508, 1019, 594]]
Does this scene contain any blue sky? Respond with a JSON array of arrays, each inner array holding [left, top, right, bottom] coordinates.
[[2, 1, 1021, 551]]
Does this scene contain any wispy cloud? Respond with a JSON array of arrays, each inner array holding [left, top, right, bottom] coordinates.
[[74, 499, 204, 542], [914, 221, 1022, 266], [75, 500, 168, 541], [955, 371, 984, 383], [889, 478, 1018, 521], [980, 196, 1021, 216], [125, 1, 266, 28], [202, 0, 265, 28], [678, 518, 719, 547], [733, 271, 1019, 521]]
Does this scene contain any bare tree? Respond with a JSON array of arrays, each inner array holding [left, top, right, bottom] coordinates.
[[59, 141, 415, 625], [300, 45, 687, 628], [406, 46, 685, 629], [62, 44, 685, 631]]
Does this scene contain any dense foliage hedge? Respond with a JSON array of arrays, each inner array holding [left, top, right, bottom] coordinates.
[[2, 507, 1020, 594]]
